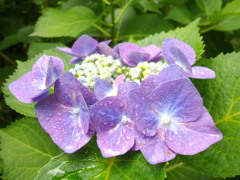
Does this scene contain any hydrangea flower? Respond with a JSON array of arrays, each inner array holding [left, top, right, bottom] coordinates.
[[114, 42, 163, 66], [162, 38, 215, 79], [8, 55, 64, 103], [90, 81, 138, 157], [36, 72, 95, 153], [130, 78, 223, 164], [8, 35, 223, 165], [57, 35, 114, 65]]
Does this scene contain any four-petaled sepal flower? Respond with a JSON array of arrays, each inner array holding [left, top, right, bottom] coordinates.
[[36, 72, 94, 153], [9, 55, 64, 103]]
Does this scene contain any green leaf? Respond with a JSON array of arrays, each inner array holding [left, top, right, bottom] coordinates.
[[34, 140, 167, 180], [0, 26, 35, 50], [0, 117, 62, 180], [212, 0, 240, 31], [27, 42, 65, 58], [179, 52, 240, 177], [195, 0, 222, 16], [31, 6, 98, 38], [166, 5, 194, 25], [137, 19, 204, 60], [120, 14, 173, 41], [166, 157, 222, 180], [3, 48, 72, 117]]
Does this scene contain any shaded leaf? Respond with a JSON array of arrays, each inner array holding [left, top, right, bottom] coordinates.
[[195, 0, 222, 16]]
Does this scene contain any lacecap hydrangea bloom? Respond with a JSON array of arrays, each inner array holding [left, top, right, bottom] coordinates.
[[9, 35, 223, 164]]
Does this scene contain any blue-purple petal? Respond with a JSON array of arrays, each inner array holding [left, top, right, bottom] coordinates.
[[71, 35, 98, 56], [150, 79, 203, 123], [9, 55, 64, 103], [136, 129, 176, 164], [162, 38, 196, 66], [141, 64, 187, 89], [97, 42, 118, 58], [56, 47, 81, 57], [190, 66, 216, 79], [143, 45, 163, 62], [69, 56, 85, 65], [36, 94, 93, 153], [94, 79, 113, 100], [97, 122, 135, 157], [165, 107, 223, 155]]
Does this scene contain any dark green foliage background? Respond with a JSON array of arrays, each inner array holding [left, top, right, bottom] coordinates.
[[0, 0, 240, 179]]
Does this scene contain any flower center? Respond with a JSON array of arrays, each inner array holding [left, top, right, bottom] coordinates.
[[69, 53, 168, 89], [161, 113, 172, 125]]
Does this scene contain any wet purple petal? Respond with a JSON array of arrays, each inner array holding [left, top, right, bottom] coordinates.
[[165, 107, 223, 155], [136, 129, 176, 164], [56, 47, 81, 57], [190, 66, 216, 79], [9, 55, 64, 103], [141, 64, 187, 89], [162, 38, 196, 65], [94, 79, 114, 101], [143, 45, 163, 62], [113, 74, 125, 87], [97, 42, 118, 58], [90, 96, 135, 157], [118, 81, 139, 101], [71, 35, 98, 56], [69, 57, 85, 65], [150, 79, 203, 123], [97, 121, 135, 157], [36, 94, 93, 153], [127, 52, 150, 66], [56, 72, 97, 106]]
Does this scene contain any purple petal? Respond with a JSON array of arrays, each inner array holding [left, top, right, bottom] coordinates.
[[69, 56, 85, 65], [143, 45, 163, 62], [55, 72, 97, 106], [71, 35, 98, 56], [54, 73, 91, 133], [141, 64, 187, 89], [127, 52, 150, 66], [97, 122, 135, 157], [9, 72, 50, 103], [165, 107, 223, 155], [118, 81, 139, 101], [113, 74, 125, 87], [136, 129, 176, 164], [129, 87, 153, 109], [190, 66, 216, 79], [94, 79, 113, 100], [36, 94, 93, 153], [9, 55, 64, 103], [90, 97, 124, 132], [57, 47, 81, 57], [150, 79, 203, 123], [115, 42, 150, 66], [97, 42, 118, 58], [162, 38, 196, 66], [101, 39, 111, 45]]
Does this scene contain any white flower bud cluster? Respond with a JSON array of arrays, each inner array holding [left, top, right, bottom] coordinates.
[[125, 61, 168, 84], [69, 54, 125, 89], [69, 54, 168, 89]]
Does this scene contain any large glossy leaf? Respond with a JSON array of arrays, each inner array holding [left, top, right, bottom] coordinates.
[[32, 6, 98, 37], [137, 19, 204, 60], [0, 117, 62, 180], [34, 140, 167, 180]]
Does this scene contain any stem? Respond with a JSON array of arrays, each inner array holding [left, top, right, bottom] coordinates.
[[0, 52, 16, 67], [114, 0, 133, 24], [93, 24, 111, 37], [110, 0, 115, 41]]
